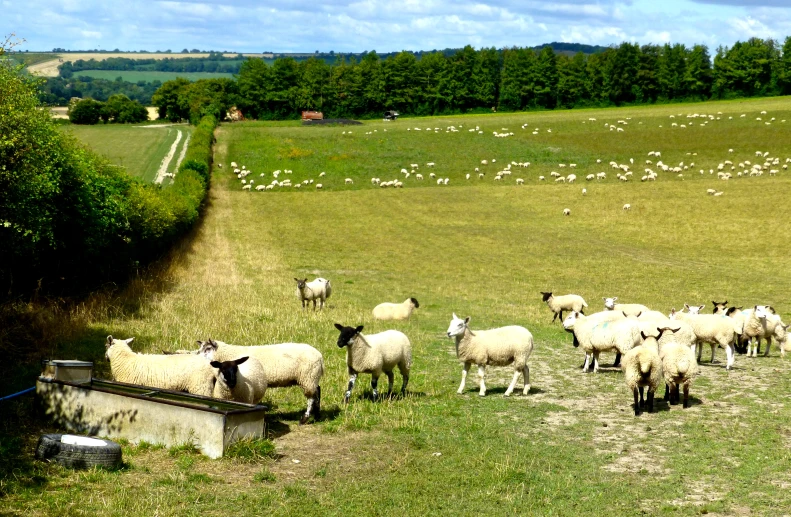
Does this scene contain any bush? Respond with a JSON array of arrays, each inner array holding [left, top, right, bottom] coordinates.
[[101, 94, 149, 124], [69, 98, 103, 124]]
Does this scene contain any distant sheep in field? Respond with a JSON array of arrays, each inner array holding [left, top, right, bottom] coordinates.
[[563, 208, 571, 216], [316, 184, 323, 189], [541, 292, 587, 322], [373, 298, 420, 321], [295, 277, 332, 310], [345, 178, 353, 184], [623, 204, 631, 210]]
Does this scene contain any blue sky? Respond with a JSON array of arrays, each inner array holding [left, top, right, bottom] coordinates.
[[3, 0, 790, 53]]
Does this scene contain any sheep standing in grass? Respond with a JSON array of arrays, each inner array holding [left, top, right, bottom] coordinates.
[[565, 310, 628, 368], [372, 297, 420, 321], [209, 356, 268, 404], [295, 277, 332, 310], [541, 292, 587, 323], [622, 327, 671, 415], [660, 337, 699, 409], [669, 305, 742, 369], [603, 297, 650, 316], [741, 305, 778, 357], [105, 336, 216, 397], [563, 311, 641, 373], [334, 323, 411, 403], [446, 314, 534, 396], [198, 339, 323, 424]]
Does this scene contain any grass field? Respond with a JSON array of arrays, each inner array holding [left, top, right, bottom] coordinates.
[[73, 70, 235, 82], [63, 123, 192, 183], [4, 97, 791, 516]]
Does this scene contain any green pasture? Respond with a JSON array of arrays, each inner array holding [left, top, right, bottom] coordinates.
[[4, 97, 791, 516], [74, 70, 235, 82], [63, 123, 192, 183]]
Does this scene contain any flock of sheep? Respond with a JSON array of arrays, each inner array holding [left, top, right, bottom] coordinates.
[[101, 271, 788, 426]]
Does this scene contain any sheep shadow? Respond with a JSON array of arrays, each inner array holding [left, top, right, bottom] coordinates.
[[472, 386, 545, 396]]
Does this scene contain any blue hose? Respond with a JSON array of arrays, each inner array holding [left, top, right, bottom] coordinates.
[[0, 386, 35, 402]]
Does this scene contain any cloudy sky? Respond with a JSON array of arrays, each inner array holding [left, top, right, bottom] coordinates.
[[3, 0, 791, 53]]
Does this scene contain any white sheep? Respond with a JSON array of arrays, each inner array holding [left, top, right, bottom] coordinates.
[[563, 311, 641, 373], [105, 336, 215, 397], [563, 208, 571, 216], [446, 314, 534, 397], [541, 292, 588, 323], [294, 277, 332, 310], [334, 324, 411, 403], [345, 178, 353, 184], [669, 306, 742, 369], [372, 297, 420, 321], [316, 183, 323, 189], [660, 337, 699, 409], [623, 204, 631, 210], [198, 339, 323, 424], [740, 305, 778, 357], [209, 356, 268, 404], [603, 297, 650, 316], [622, 327, 668, 415]]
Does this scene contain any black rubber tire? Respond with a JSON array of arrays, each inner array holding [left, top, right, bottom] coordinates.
[[35, 434, 122, 469]]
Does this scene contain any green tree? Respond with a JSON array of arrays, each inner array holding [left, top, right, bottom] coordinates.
[[237, 58, 272, 119], [101, 94, 148, 123], [534, 46, 558, 108], [779, 36, 791, 95], [69, 98, 103, 124], [151, 77, 190, 121], [606, 42, 640, 104], [557, 52, 588, 108]]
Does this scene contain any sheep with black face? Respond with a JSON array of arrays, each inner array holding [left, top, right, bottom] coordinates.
[[209, 356, 268, 405], [334, 323, 412, 404]]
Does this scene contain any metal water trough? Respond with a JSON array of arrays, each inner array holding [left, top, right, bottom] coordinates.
[[36, 360, 267, 459]]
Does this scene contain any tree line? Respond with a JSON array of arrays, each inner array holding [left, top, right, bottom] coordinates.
[[152, 38, 791, 121], [59, 54, 246, 76]]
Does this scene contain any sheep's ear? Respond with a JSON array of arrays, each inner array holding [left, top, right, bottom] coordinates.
[[210, 361, 222, 369], [635, 311, 642, 318], [334, 323, 344, 331], [602, 297, 607, 301], [303, 278, 308, 282], [235, 356, 249, 366], [106, 335, 113, 345], [622, 311, 628, 318], [724, 300, 728, 305], [126, 338, 135, 344], [698, 305, 705, 311], [736, 306, 743, 310], [452, 313, 458, 320], [769, 306, 776, 314], [294, 278, 300, 282], [613, 297, 618, 302], [783, 324, 789, 330], [641, 331, 647, 340], [684, 303, 690, 310], [355, 325, 364, 333], [464, 316, 471, 325]]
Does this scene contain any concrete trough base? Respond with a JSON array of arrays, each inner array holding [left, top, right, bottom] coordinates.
[[36, 377, 267, 459]]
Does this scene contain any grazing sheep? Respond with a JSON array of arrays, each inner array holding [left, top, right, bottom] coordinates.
[[623, 204, 631, 210], [541, 292, 587, 323], [372, 297, 420, 321], [660, 338, 699, 409], [105, 336, 215, 397], [563, 208, 571, 216], [623, 327, 669, 415], [198, 339, 324, 424], [294, 277, 332, 310], [669, 306, 742, 369], [446, 313, 534, 397], [563, 311, 641, 373], [334, 324, 411, 403], [603, 297, 650, 316], [345, 178, 353, 184], [209, 356, 268, 404]]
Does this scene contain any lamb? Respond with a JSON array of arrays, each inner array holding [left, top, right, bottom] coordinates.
[[197, 339, 323, 424], [208, 356, 268, 405], [446, 314, 534, 397], [660, 337, 699, 409], [740, 305, 778, 357], [294, 277, 332, 310], [563, 311, 641, 373], [104, 336, 215, 397], [622, 327, 671, 415], [333, 324, 411, 403], [372, 297, 420, 321], [541, 292, 587, 323], [669, 305, 742, 369], [773, 316, 790, 356], [603, 297, 650, 316]]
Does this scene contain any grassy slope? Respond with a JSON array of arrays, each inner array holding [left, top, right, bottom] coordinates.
[[63, 124, 192, 182], [73, 70, 235, 82], [5, 97, 791, 516]]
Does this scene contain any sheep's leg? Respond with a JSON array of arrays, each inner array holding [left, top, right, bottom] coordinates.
[[613, 352, 622, 367], [552, 311, 559, 323], [344, 372, 358, 404], [522, 365, 531, 395], [592, 351, 601, 373], [301, 397, 314, 425], [312, 298, 317, 311], [709, 344, 716, 363], [457, 363, 470, 394], [764, 337, 772, 357], [385, 370, 395, 396], [648, 389, 655, 413], [477, 365, 487, 396], [756, 337, 762, 355], [696, 342, 702, 362], [724, 344, 735, 370], [504, 370, 520, 397], [633, 387, 641, 416], [639, 386, 645, 407], [664, 383, 671, 402], [683, 383, 690, 408], [371, 374, 380, 400]]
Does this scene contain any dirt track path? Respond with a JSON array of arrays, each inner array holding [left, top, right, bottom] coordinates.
[[154, 129, 182, 184]]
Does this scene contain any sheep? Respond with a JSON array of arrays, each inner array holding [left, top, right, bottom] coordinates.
[[603, 297, 650, 316], [333, 324, 411, 403], [773, 316, 790, 356], [104, 336, 215, 397], [582, 188, 587, 195], [446, 313, 534, 397], [372, 297, 420, 321], [563, 208, 571, 216], [623, 204, 631, 210], [209, 356, 268, 404], [242, 184, 251, 190], [541, 292, 587, 323], [198, 339, 323, 424], [740, 305, 778, 357], [660, 337, 699, 409], [294, 277, 332, 310], [566, 310, 629, 368], [345, 178, 353, 184], [669, 306, 742, 369], [316, 183, 323, 189], [516, 178, 524, 185], [562, 311, 641, 373], [623, 327, 671, 415]]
